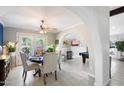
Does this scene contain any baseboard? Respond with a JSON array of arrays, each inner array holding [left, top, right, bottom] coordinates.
[[94, 79, 111, 86], [88, 73, 95, 78], [103, 79, 111, 86]]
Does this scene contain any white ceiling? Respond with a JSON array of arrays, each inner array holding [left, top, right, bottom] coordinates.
[[109, 6, 121, 10], [110, 13, 124, 35], [0, 6, 83, 33], [64, 33, 81, 40]]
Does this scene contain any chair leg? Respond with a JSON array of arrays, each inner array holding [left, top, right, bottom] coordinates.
[[64, 55, 66, 62], [24, 71, 27, 82], [44, 74, 46, 85], [59, 63, 61, 70], [55, 70, 57, 80], [46, 73, 48, 77], [22, 70, 25, 77], [38, 69, 41, 77]]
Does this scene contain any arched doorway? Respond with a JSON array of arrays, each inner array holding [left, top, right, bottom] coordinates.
[[60, 7, 110, 85], [56, 23, 95, 74]]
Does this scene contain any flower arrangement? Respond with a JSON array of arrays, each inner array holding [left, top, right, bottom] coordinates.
[[4, 41, 17, 53]]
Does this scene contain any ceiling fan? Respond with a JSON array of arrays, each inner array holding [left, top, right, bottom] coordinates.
[[39, 20, 56, 34]]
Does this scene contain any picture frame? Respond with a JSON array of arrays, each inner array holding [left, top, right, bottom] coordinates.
[[71, 39, 80, 46]]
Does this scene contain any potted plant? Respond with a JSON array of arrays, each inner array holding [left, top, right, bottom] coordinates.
[[115, 41, 124, 58], [46, 44, 55, 52], [4, 41, 17, 56], [3, 41, 17, 68]]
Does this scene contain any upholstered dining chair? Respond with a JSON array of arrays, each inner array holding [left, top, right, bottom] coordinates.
[[58, 50, 62, 70], [19, 52, 40, 82], [41, 52, 58, 85]]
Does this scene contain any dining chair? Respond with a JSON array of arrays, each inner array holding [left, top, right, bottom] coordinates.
[[61, 50, 66, 62], [19, 52, 40, 82], [41, 52, 58, 85], [58, 50, 62, 70]]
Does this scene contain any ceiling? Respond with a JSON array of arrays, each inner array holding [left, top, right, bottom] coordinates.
[[110, 12, 124, 35], [0, 6, 83, 33], [64, 33, 81, 40], [109, 6, 121, 11], [110, 6, 124, 36]]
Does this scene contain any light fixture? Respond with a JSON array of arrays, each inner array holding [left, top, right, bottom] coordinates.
[[39, 19, 57, 34], [39, 29, 47, 34], [39, 20, 47, 34]]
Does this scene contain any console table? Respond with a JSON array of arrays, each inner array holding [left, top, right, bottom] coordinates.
[[0, 55, 10, 86]]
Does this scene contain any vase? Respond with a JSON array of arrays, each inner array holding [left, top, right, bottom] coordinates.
[[9, 52, 15, 57], [9, 52, 16, 68]]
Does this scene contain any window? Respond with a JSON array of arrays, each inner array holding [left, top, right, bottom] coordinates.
[[16, 32, 47, 65]]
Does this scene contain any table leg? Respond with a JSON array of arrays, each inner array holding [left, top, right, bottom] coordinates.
[[33, 69, 41, 77], [46, 74, 48, 77], [33, 71, 38, 76], [38, 69, 41, 77], [83, 56, 86, 64]]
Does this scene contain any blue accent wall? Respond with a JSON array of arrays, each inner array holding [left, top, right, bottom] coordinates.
[[0, 22, 3, 45]]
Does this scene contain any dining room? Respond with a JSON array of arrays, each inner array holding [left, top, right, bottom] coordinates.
[[0, 6, 108, 86], [0, 0, 123, 93], [0, 6, 94, 86]]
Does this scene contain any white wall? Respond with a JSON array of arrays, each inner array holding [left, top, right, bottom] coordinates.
[[0, 19, 4, 26], [110, 34, 124, 42], [4, 27, 56, 45], [65, 7, 110, 86], [95, 7, 109, 85], [71, 46, 86, 58]]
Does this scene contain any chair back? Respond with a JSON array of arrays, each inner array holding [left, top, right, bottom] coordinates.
[[43, 52, 58, 73], [58, 50, 62, 63], [19, 52, 28, 69]]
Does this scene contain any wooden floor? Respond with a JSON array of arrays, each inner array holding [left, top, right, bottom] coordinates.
[[5, 57, 124, 86], [5, 58, 94, 86], [109, 57, 124, 86]]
